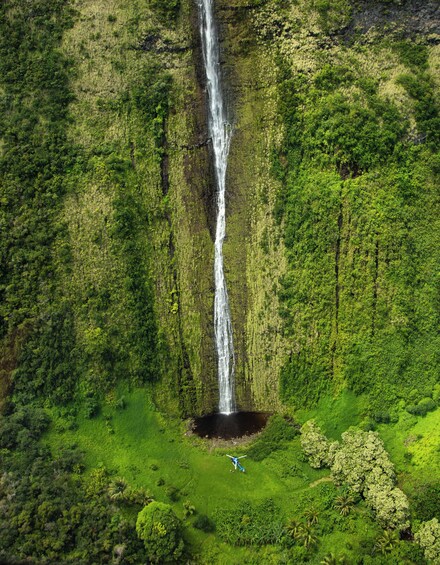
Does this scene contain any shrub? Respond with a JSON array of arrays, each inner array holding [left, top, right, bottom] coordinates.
[[406, 397, 436, 417], [372, 411, 390, 424], [84, 396, 100, 418], [314, 64, 354, 91], [214, 499, 284, 546], [193, 514, 215, 533], [182, 500, 195, 518], [393, 41, 428, 70], [412, 482, 440, 521], [127, 487, 153, 506], [301, 93, 406, 170], [165, 485, 180, 502], [151, 0, 180, 25], [115, 396, 126, 410], [247, 415, 298, 461], [397, 73, 439, 147]]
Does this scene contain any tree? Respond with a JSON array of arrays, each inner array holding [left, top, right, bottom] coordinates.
[[296, 523, 318, 549], [375, 529, 399, 555], [136, 502, 184, 563], [301, 426, 410, 531], [334, 494, 355, 516], [108, 478, 128, 502], [300, 420, 339, 468], [329, 429, 409, 530], [365, 485, 410, 531], [331, 429, 395, 493], [285, 518, 302, 540], [415, 518, 440, 564], [304, 507, 319, 526], [321, 553, 345, 564]]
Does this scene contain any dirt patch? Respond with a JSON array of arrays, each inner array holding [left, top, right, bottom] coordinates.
[[309, 476, 333, 488]]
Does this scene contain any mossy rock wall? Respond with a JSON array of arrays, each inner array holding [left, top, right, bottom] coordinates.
[[215, 1, 288, 411], [57, 0, 219, 415], [2, 0, 437, 418]]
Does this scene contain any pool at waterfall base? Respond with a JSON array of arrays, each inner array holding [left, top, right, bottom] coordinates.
[[192, 412, 271, 439]]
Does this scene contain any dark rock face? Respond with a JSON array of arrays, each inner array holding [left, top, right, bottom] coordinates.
[[344, 0, 440, 40]]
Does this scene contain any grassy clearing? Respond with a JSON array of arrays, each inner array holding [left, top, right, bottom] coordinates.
[[297, 390, 368, 440], [45, 388, 396, 562], [379, 407, 440, 482], [46, 389, 320, 514]]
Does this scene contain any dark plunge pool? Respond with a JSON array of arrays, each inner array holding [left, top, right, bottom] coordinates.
[[192, 412, 271, 439]]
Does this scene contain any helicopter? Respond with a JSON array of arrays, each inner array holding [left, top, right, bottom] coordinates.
[[226, 454, 247, 472]]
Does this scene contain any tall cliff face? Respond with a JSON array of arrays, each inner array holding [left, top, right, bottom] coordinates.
[[150, 0, 290, 414], [0, 0, 218, 416], [157, 0, 291, 413], [1, 0, 438, 418], [216, 2, 289, 411], [58, 0, 221, 415], [161, 0, 289, 413], [199, 0, 439, 413]]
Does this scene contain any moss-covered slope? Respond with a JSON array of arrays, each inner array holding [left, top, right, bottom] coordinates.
[[0, 0, 438, 418], [0, 0, 220, 415], [216, 0, 439, 414]]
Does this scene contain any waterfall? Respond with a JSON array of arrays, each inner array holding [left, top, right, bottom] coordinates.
[[198, 0, 235, 414]]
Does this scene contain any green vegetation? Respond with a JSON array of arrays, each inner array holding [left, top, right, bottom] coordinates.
[[0, 0, 438, 562], [136, 502, 185, 562], [247, 414, 299, 461], [415, 518, 440, 564], [274, 34, 439, 416], [1, 381, 436, 562], [215, 498, 284, 546], [0, 405, 147, 563], [36, 388, 433, 562], [302, 422, 412, 532], [0, 0, 77, 409]]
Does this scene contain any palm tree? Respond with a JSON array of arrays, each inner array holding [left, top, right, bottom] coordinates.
[[129, 486, 153, 505], [334, 494, 355, 516], [375, 529, 398, 554], [108, 477, 128, 501], [297, 524, 318, 549], [304, 507, 319, 525], [285, 518, 302, 540]]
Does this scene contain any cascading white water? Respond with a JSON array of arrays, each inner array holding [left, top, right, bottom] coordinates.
[[198, 0, 235, 414]]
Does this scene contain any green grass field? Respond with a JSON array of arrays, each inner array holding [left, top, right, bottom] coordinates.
[[379, 407, 440, 483], [297, 390, 369, 440], [46, 389, 322, 511], [45, 388, 400, 563]]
